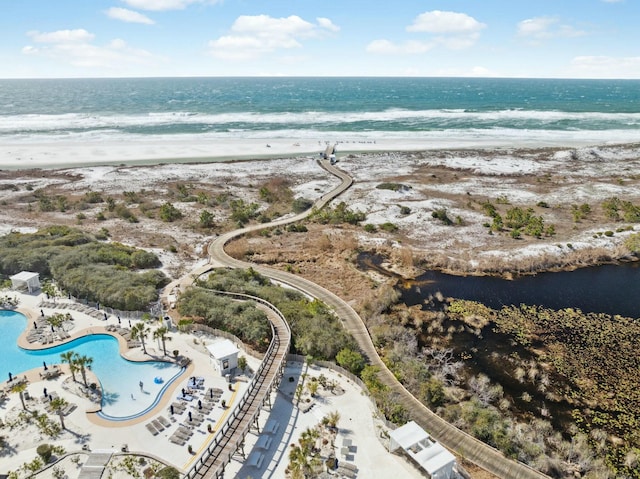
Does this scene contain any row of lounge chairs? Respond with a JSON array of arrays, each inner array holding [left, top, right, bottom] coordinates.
[[145, 415, 172, 436], [169, 425, 194, 446], [39, 300, 105, 320], [26, 329, 70, 345]]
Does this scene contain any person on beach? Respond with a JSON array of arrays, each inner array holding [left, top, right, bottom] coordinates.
[[139, 381, 143, 391]]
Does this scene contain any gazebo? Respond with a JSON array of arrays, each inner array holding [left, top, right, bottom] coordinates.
[[10, 271, 41, 293], [389, 421, 456, 479], [206, 339, 240, 376]]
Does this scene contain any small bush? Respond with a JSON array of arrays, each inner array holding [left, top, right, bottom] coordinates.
[[432, 208, 453, 225], [292, 197, 313, 213], [37, 443, 53, 463]]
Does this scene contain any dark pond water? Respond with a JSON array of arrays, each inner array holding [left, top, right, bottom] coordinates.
[[404, 262, 640, 318], [360, 255, 640, 318]]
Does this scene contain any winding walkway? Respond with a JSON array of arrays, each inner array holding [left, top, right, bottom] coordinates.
[[204, 159, 548, 479]]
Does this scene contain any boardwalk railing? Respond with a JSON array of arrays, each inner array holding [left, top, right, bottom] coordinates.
[[182, 289, 291, 479]]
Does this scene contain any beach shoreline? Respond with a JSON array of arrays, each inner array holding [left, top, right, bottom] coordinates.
[[0, 136, 629, 170]]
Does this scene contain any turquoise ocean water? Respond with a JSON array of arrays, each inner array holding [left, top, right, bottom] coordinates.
[[1, 77, 639, 145]]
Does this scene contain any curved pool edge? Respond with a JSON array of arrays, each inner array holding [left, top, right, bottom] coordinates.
[[86, 359, 195, 428], [3, 308, 195, 426]]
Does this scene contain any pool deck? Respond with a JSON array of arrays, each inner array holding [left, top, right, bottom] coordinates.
[[0, 291, 426, 479]]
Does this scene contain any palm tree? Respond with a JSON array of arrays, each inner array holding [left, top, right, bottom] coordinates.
[[60, 351, 78, 382], [287, 444, 306, 479], [152, 326, 170, 356], [325, 411, 340, 429], [306, 381, 319, 398], [131, 322, 150, 354], [10, 382, 28, 411], [50, 397, 69, 430], [75, 354, 93, 387]]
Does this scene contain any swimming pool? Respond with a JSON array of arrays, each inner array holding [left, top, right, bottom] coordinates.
[[1, 309, 184, 420]]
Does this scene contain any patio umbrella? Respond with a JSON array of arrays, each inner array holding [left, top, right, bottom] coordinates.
[[198, 400, 202, 409], [188, 411, 192, 421], [170, 405, 174, 415], [43, 361, 48, 370]]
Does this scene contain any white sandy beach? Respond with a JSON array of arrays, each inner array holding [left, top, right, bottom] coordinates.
[[0, 133, 623, 170]]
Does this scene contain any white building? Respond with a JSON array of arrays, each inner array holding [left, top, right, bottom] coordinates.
[[10, 271, 41, 293], [206, 339, 240, 376], [389, 421, 456, 479]]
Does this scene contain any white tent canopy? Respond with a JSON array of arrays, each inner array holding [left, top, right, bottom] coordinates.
[[389, 421, 456, 479], [10, 271, 41, 293]]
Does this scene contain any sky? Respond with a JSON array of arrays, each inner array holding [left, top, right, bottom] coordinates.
[[1, 0, 639, 79]]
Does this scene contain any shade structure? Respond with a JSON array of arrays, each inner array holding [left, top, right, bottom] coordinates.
[[389, 421, 456, 479]]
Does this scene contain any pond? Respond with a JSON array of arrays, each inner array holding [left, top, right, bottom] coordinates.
[[397, 261, 640, 318], [1, 310, 184, 420]]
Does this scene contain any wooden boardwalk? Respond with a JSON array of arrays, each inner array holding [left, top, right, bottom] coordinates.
[[199, 159, 549, 479], [183, 292, 290, 479]]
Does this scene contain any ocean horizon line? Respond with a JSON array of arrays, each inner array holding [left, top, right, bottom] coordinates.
[[2, 75, 640, 81]]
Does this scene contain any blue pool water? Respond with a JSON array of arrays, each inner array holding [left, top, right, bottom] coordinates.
[[1, 309, 183, 420]]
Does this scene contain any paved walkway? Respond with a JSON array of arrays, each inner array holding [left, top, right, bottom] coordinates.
[[206, 159, 550, 479]]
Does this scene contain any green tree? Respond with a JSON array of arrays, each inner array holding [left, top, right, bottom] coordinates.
[[50, 397, 69, 430], [237, 356, 247, 373], [75, 354, 93, 387], [336, 348, 365, 375], [152, 326, 170, 356], [131, 322, 150, 354], [60, 351, 78, 382], [10, 381, 28, 411]]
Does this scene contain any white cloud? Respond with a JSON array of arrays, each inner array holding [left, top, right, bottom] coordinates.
[[366, 39, 433, 55], [208, 15, 339, 60], [369, 10, 485, 56], [23, 29, 161, 70], [517, 16, 586, 41], [366, 10, 486, 55], [121, 0, 218, 11], [106, 7, 155, 25], [28, 29, 95, 43], [317, 17, 340, 33], [407, 10, 486, 34], [571, 55, 640, 78]]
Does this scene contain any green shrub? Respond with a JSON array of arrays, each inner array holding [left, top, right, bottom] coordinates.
[[36, 443, 53, 463], [364, 224, 377, 233], [432, 208, 453, 225], [157, 467, 181, 479], [376, 183, 410, 192], [159, 202, 183, 222], [380, 222, 398, 233], [292, 197, 314, 213]]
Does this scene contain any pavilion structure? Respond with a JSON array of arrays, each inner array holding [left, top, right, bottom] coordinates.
[[10, 271, 41, 293], [389, 421, 456, 479]]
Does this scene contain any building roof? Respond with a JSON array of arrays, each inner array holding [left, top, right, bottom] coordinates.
[[389, 421, 455, 475], [10, 271, 40, 282], [205, 339, 240, 359]]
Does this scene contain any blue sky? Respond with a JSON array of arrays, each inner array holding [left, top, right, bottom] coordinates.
[[2, 0, 638, 78]]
